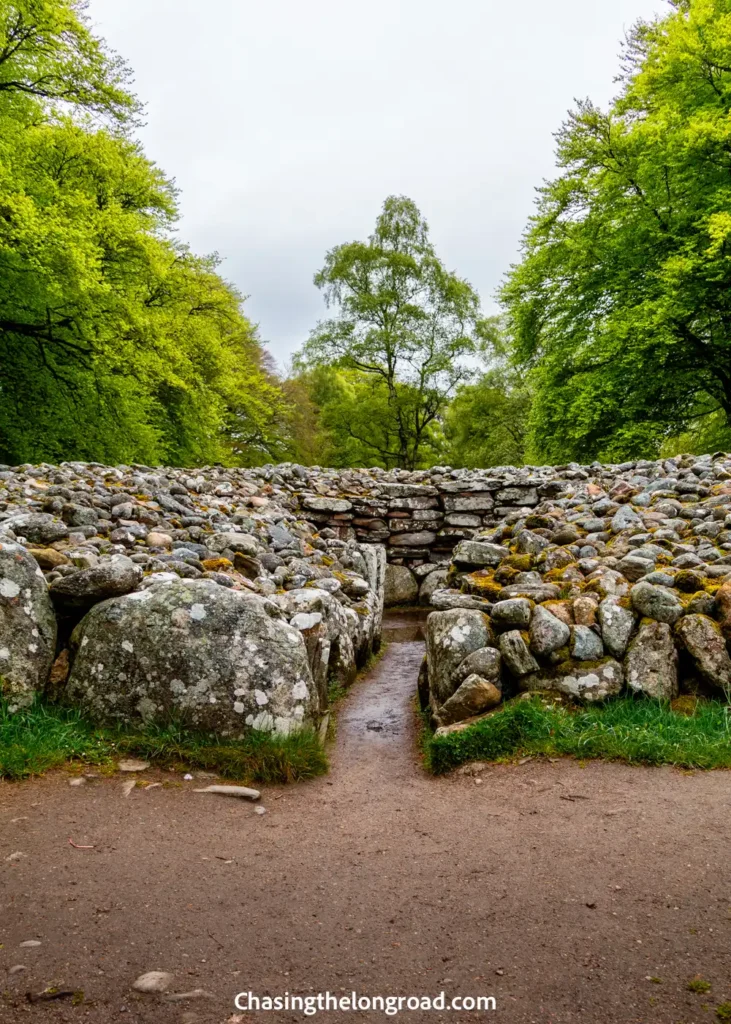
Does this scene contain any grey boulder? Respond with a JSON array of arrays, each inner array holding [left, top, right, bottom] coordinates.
[[207, 531, 261, 558], [452, 540, 508, 569], [630, 582, 683, 624], [426, 609, 493, 706], [529, 605, 570, 656], [384, 564, 418, 607], [624, 621, 677, 699], [437, 674, 501, 726], [674, 614, 731, 696], [50, 555, 143, 609], [491, 598, 532, 631], [611, 505, 642, 532], [429, 590, 493, 612], [570, 625, 604, 661], [5, 512, 68, 545], [521, 658, 624, 703], [275, 586, 360, 699], [66, 579, 316, 734], [0, 543, 57, 711], [597, 598, 635, 658], [419, 569, 449, 606], [302, 496, 352, 513], [499, 630, 540, 677], [452, 646, 502, 688]]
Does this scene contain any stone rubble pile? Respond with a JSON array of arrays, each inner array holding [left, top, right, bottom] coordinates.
[[5, 453, 731, 740], [0, 461, 385, 733], [420, 453, 731, 734]]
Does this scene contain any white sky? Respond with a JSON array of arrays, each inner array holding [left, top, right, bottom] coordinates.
[[88, 0, 668, 369]]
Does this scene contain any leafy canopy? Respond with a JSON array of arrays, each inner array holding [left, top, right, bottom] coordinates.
[[503, 0, 731, 463], [0, 0, 140, 124], [0, 0, 286, 466], [296, 196, 487, 469], [444, 320, 530, 468]]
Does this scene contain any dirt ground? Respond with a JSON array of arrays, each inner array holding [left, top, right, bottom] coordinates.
[[1, 612, 730, 1024]]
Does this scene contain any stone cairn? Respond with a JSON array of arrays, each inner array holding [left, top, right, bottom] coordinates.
[[0, 462, 387, 734], [2, 454, 731, 740]]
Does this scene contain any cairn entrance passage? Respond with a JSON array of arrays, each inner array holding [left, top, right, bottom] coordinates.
[[335, 611, 428, 777]]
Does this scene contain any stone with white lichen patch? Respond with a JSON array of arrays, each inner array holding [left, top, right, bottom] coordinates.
[[0, 543, 56, 710], [65, 579, 316, 733], [520, 658, 624, 703], [426, 608, 493, 707]]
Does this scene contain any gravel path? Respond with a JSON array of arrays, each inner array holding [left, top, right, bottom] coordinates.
[[1, 613, 730, 1023]]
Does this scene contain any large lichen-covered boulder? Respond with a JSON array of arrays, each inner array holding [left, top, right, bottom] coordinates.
[[625, 621, 678, 700], [273, 586, 359, 701], [358, 543, 386, 649], [66, 579, 316, 734], [384, 564, 418, 607], [0, 543, 57, 711], [675, 614, 731, 697], [426, 608, 493, 707]]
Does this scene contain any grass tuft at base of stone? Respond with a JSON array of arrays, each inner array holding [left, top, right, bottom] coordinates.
[[425, 695, 731, 774], [0, 698, 328, 784]]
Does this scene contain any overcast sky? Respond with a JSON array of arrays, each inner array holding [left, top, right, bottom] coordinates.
[[88, 0, 667, 369]]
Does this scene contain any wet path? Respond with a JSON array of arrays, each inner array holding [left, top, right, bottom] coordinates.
[[336, 612, 427, 774]]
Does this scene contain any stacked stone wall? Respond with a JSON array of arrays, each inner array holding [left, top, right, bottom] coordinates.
[[3, 452, 731, 740]]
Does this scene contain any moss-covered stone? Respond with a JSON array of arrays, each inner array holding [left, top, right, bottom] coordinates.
[[461, 571, 503, 601], [503, 553, 533, 571]]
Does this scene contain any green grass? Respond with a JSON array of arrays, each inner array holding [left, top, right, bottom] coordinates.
[[0, 698, 328, 783], [425, 695, 731, 774]]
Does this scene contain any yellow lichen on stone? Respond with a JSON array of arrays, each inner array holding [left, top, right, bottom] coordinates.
[[201, 557, 233, 572]]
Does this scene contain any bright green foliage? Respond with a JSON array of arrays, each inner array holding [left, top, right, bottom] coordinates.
[[503, 0, 731, 463], [279, 371, 336, 467], [426, 695, 731, 774], [286, 365, 448, 469], [297, 196, 486, 469], [661, 408, 731, 457], [444, 317, 530, 467], [444, 368, 530, 468], [0, 0, 284, 466], [0, 0, 140, 124]]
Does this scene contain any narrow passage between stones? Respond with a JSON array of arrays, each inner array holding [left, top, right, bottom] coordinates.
[[333, 611, 428, 780]]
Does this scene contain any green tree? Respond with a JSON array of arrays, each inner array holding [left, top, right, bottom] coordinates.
[[296, 196, 486, 469], [503, 0, 731, 463], [444, 317, 531, 468], [0, 0, 286, 466], [0, 0, 140, 124]]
